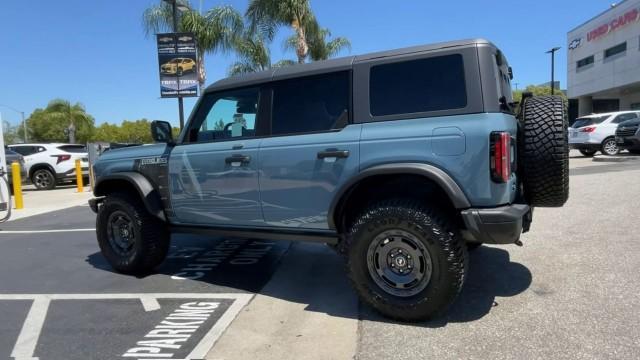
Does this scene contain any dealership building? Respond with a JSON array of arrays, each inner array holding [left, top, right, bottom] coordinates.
[[567, 0, 640, 117]]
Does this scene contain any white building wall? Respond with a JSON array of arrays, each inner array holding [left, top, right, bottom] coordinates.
[[567, 0, 640, 99]]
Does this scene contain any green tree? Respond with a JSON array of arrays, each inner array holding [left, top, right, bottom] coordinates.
[[246, 0, 318, 64], [27, 99, 95, 143], [92, 119, 155, 144], [143, 1, 243, 93], [285, 27, 350, 61], [214, 119, 225, 130], [512, 85, 567, 104], [228, 32, 296, 76]]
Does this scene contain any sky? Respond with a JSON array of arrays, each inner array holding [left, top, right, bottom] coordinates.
[[0, 0, 615, 128]]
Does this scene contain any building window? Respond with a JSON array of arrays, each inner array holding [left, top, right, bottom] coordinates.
[[576, 55, 594, 69], [604, 42, 627, 58]]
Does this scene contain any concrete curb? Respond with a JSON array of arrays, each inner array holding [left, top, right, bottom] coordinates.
[[592, 154, 640, 162]]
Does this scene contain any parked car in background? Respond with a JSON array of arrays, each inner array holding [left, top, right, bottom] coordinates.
[[8, 143, 88, 190], [616, 118, 640, 154], [569, 111, 640, 156], [3, 147, 27, 189]]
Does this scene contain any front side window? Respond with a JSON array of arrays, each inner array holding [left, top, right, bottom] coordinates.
[[271, 71, 350, 136], [189, 87, 259, 143], [370, 54, 467, 117]]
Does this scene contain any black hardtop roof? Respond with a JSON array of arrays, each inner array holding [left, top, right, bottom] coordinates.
[[206, 38, 494, 93]]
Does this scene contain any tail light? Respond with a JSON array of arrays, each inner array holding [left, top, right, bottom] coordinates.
[[52, 154, 71, 164], [490, 132, 511, 183], [580, 126, 596, 133]]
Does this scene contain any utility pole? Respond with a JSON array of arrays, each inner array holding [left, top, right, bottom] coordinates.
[[164, 0, 185, 130], [0, 105, 28, 143], [546, 47, 561, 95]]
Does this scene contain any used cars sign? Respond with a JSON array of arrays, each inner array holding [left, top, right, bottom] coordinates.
[[157, 33, 198, 98]]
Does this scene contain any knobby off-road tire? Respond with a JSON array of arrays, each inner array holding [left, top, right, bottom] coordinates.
[[344, 200, 467, 322], [96, 192, 169, 275], [520, 95, 569, 207]]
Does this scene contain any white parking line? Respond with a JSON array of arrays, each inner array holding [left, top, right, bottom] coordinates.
[[0, 229, 95, 234], [0, 293, 253, 360]]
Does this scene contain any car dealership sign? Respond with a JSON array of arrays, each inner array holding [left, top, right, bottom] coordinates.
[[157, 32, 198, 98], [587, 7, 640, 42]]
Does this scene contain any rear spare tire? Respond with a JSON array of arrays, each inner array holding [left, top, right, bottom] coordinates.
[[520, 95, 569, 207]]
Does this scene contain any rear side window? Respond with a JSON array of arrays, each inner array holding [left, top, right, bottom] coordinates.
[[369, 54, 467, 117], [57, 145, 87, 153], [271, 71, 350, 136], [572, 116, 609, 128], [11, 146, 38, 156]]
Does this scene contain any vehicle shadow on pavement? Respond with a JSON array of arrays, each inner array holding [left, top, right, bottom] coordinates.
[[360, 246, 532, 327]]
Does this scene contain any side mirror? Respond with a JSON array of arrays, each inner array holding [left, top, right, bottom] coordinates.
[[150, 120, 174, 144]]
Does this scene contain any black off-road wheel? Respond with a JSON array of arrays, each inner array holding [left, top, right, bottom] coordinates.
[[32, 169, 56, 190], [344, 200, 467, 322], [520, 95, 569, 207], [96, 192, 169, 275], [579, 149, 597, 157]]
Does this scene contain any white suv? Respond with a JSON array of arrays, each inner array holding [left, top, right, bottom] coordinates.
[[8, 143, 89, 190], [569, 111, 640, 156]]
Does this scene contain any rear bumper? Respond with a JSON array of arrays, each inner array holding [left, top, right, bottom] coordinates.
[[461, 204, 531, 245]]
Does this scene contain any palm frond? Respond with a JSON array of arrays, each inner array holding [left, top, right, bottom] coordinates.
[[272, 59, 296, 68]]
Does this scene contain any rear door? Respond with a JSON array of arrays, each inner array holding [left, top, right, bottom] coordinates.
[[258, 71, 361, 230], [168, 87, 267, 226]]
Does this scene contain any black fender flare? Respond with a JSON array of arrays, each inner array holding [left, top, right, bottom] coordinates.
[[328, 163, 471, 230], [94, 172, 166, 222]]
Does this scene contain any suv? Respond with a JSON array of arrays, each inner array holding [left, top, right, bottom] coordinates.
[[615, 118, 640, 154], [8, 143, 89, 190], [569, 111, 640, 156], [90, 39, 569, 321]]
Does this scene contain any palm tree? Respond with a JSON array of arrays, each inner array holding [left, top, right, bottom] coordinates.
[[285, 27, 351, 62], [45, 100, 94, 144], [246, 0, 317, 64], [143, 1, 243, 93], [228, 33, 296, 76]]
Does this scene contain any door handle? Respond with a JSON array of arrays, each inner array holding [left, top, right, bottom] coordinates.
[[317, 149, 350, 159], [225, 154, 251, 165]]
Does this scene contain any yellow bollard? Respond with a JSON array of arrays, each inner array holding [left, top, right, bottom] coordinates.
[[11, 162, 23, 209], [75, 159, 84, 192]]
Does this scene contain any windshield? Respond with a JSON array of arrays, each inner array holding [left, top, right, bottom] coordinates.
[[572, 115, 609, 128]]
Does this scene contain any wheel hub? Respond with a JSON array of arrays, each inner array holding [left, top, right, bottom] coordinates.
[[366, 230, 433, 297], [107, 211, 135, 257]]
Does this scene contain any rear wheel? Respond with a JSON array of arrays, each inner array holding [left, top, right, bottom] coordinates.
[[601, 138, 619, 156], [344, 200, 467, 322], [520, 95, 569, 207], [579, 149, 597, 157], [32, 169, 56, 190], [96, 192, 169, 275]]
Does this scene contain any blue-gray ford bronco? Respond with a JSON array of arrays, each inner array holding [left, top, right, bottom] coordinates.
[[90, 39, 569, 321]]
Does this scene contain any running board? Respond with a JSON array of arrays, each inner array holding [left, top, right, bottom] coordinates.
[[170, 225, 339, 245]]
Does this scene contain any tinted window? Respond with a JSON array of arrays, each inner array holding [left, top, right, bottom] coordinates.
[[612, 113, 637, 124], [605, 42, 626, 58], [572, 116, 609, 128], [11, 146, 35, 156], [189, 87, 260, 143], [58, 145, 87, 153], [577, 56, 594, 69], [271, 71, 349, 135], [370, 54, 467, 117]]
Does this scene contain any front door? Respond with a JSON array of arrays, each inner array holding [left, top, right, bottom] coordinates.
[[258, 71, 361, 230], [169, 87, 265, 226]]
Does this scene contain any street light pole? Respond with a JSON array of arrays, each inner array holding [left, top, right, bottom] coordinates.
[[0, 105, 28, 142], [546, 47, 561, 95], [164, 0, 185, 130]]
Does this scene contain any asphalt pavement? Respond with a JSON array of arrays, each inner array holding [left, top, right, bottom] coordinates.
[[1, 152, 639, 360]]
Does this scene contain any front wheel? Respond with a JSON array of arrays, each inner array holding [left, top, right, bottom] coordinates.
[[96, 192, 169, 275], [344, 200, 467, 322], [601, 138, 620, 156]]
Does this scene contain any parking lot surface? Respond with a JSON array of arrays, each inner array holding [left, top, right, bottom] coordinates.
[[1, 152, 640, 359]]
